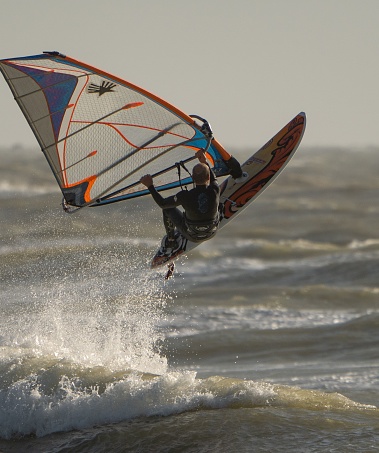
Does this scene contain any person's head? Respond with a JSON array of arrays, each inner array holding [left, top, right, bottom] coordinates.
[[192, 163, 210, 185]]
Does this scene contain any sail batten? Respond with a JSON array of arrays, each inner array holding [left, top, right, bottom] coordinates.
[[0, 52, 232, 209]]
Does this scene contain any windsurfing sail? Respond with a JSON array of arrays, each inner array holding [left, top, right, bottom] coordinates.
[[0, 51, 233, 210]]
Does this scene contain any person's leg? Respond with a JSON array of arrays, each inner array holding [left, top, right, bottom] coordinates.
[[162, 208, 193, 248], [161, 208, 187, 249], [163, 210, 176, 241]]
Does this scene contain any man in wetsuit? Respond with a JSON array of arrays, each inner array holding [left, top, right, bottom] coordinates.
[[140, 150, 221, 252]]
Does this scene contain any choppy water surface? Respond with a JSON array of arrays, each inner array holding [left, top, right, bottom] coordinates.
[[0, 145, 378, 452]]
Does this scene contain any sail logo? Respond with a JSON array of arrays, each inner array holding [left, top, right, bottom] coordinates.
[[88, 80, 117, 96]]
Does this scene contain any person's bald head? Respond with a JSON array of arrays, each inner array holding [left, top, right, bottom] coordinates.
[[192, 163, 210, 185]]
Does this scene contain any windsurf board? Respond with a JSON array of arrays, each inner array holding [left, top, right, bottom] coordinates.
[[151, 112, 306, 269]]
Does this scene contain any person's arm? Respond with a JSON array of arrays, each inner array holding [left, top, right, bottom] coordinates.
[[149, 186, 180, 208], [195, 150, 218, 185], [209, 165, 217, 185], [140, 174, 181, 208]]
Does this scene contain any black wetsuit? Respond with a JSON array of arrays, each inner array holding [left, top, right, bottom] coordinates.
[[147, 166, 220, 243]]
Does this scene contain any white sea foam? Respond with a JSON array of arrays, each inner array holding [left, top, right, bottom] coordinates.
[[0, 369, 277, 438]]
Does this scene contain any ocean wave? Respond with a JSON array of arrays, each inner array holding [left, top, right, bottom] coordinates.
[[0, 363, 375, 439], [177, 246, 379, 291], [349, 239, 379, 249], [160, 307, 361, 338], [0, 180, 55, 197], [0, 236, 155, 258]]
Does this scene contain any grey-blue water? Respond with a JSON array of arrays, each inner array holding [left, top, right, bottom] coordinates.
[[0, 145, 378, 452]]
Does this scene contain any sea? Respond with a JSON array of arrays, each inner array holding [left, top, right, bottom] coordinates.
[[0, 143, 378, 452]]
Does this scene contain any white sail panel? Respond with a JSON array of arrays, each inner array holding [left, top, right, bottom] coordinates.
[[0, 52, 232, 209]]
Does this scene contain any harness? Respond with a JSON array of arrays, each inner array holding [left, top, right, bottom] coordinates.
[[184, 213, 220, 242]]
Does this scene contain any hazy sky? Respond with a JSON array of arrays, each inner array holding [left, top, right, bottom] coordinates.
[[0, 0, 378, 151]]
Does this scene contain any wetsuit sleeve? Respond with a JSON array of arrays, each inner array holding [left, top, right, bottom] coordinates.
[[208, 164, 219, 193], [147, 185, 182, 209]]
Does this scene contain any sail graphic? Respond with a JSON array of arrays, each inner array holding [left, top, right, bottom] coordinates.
[[0, 52, 232, 209]]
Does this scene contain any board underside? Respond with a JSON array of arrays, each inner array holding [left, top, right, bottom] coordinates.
[[151, 112, 306, 268]]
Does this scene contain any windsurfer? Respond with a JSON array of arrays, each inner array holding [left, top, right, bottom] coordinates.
[[140, 150, 221, 252]]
